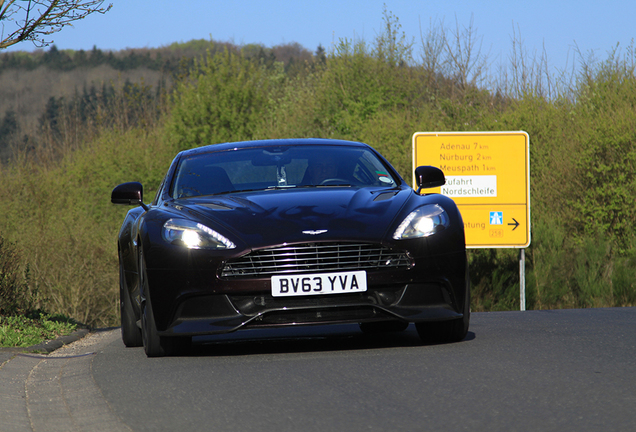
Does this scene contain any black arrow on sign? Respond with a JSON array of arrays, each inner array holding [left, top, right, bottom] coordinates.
[[508, 218, 520, 231]]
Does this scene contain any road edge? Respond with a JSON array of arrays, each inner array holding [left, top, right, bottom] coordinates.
[[0, 328, 91, 362]]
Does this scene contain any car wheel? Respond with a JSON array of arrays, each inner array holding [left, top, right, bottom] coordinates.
[[141, 291, 165, 357], [119, 257, 142, 347], [140, 252, 191, 357], [416, 277, 470, 344], [359, 320, 409, 333]]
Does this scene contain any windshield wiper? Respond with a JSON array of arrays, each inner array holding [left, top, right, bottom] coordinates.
[[265, 185, 300, 190], [206, 185, 301, 195]]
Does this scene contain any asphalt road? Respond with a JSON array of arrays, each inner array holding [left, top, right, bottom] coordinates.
[[1, 307, 635, 431]]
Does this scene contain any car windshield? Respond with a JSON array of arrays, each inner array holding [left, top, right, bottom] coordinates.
[[170, 145, 398, 199]]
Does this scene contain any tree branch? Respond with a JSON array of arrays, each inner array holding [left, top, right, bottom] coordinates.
[[0, 0, 112, 50]]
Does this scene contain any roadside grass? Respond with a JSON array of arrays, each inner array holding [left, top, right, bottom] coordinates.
[[0, 311, 80, 348]]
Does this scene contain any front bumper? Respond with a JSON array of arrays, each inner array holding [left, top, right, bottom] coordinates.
[[143, 242, 468, 336], [158, 280, 464, 337]]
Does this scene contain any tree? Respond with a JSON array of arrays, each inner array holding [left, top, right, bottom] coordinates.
[[167, 48, 273, 149], [0, 0, 112, 50], [0, 108, 18, 138]]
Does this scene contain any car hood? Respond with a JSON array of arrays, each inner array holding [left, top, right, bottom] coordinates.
[[178, 187, 412, 249]]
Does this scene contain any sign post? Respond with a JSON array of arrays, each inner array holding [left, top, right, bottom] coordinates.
[[412, 131, 531, 309]]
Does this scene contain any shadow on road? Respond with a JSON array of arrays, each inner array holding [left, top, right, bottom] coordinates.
[[178, 324, 475, 357]]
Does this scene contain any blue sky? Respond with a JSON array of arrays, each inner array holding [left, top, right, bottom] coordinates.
[[5, 0, 635, 71]]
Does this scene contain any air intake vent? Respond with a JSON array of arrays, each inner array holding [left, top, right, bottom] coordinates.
[[221, 243, 411, 279]]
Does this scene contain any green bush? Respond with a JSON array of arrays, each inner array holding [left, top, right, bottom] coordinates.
[[166, 47, 275, 150], [468, 248, 521, 311], [525, 219, 573, 309], [611, 242, 636, 306], [0, 236, 35, 316]]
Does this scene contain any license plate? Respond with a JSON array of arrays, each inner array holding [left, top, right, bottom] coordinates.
[[271, 270, 367, 297]]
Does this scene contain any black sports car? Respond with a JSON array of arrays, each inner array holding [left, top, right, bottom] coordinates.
[[112, 138, 469, 357]]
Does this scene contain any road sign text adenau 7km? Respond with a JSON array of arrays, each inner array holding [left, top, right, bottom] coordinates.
[[413, 131, 531, 248]]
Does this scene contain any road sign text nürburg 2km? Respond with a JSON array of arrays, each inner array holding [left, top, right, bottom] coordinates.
[[413, 131, 531, 248]]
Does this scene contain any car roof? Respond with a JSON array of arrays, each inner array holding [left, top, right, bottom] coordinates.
[[177, 138, 372, 158]]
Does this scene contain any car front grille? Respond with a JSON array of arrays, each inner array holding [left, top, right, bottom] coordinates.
[[221, 243, 412, 279]]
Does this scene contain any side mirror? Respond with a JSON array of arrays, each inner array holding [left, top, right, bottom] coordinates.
[[414, 166, 445, 193], [111, 182, 144, 206]]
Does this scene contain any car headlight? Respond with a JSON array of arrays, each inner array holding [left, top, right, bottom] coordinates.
[[162, 218, 236, 249], [392, 204, 450, 240]]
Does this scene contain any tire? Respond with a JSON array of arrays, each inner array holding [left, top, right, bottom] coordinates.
[[359, 320, 409, 334], [416, 270, 470, 345], [119, 257, 142, 347], [139, 251, 190, 357], [141, 288, 165, 357]]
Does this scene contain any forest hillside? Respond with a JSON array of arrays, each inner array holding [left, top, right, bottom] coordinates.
[[0, 40, 313, 160]]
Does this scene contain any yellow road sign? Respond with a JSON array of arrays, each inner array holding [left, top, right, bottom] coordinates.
[[413, 131, 531, 248]]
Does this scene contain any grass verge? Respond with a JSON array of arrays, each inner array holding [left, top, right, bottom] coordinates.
[[0, 311, 79, 348]]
